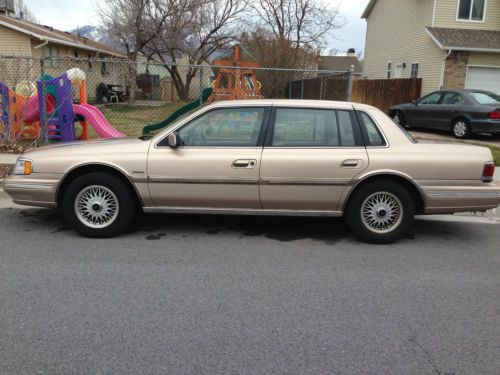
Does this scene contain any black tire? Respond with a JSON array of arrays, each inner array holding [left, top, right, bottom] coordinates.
[[451, 118, 471, 139], [63, 172, 136, 238], [392, 110, 407, 127], [345, 180, 414, 244]]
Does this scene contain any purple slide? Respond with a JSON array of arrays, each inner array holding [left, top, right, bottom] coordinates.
[[73, 104, 124, 138]]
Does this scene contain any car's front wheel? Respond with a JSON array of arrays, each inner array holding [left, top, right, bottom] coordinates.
[[451, 118, 471, 139], [63, 172, 136, 238], [345, 181, 414, 244]]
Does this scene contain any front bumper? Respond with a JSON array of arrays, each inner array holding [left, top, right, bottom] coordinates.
[[2, 174, 60, 208]]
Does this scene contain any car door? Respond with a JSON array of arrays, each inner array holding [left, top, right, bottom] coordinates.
[[259, 106, 368, 212], [406, 91, 443, 128], [147, 106, 269, 209], [433, 91, 466, 130]]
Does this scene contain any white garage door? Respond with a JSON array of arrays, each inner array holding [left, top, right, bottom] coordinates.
[[465, 67, 500, 94]]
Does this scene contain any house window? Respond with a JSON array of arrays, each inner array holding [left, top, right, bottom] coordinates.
[[101, 61, 109, 76], [43, 46, 60, 68], [387, 62, 392, 79], [458, 0, 486, 21], [411, 63, 419, 78], [88, 54, 93, 70], [395, 64, 403, 78]]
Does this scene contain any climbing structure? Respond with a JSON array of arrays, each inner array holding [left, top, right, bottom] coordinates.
[[209, 44, 263, 102]]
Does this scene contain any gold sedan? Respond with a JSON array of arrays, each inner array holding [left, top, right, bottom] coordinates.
[[4, 100, 500, 243]]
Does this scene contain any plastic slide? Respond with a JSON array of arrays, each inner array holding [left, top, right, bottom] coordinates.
[[73, 104, 124, 138], [142, 87, 213, 134]]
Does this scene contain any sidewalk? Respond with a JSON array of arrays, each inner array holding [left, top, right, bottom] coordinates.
[[0, 153, 18, 164]]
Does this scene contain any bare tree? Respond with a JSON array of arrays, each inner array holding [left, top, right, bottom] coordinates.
[[143, 0, 246, 101], [246, 0, 343, 68], [98, 0, 162, 103]]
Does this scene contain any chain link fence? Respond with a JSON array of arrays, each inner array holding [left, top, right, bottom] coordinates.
[[0, 55, 352, 145]]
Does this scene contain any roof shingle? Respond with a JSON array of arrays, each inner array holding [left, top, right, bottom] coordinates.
[[426, 27, 500, 51]]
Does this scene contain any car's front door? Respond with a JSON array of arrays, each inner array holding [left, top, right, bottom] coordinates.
[[406, 91, 443, 128], [259, 106, 369, 212], [147, 106, 269, 208]]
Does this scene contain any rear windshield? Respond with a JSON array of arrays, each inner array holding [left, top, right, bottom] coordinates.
[[469, 91, 500, 105]]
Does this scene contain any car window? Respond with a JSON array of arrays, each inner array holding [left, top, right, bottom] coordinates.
[[357, 112, 386, 146], [418, 92, 442, 105], [271, 108, 357, 147], [442, 92, 466, 105], [175, 107, 265, 147], [469, 92, 500, 105]]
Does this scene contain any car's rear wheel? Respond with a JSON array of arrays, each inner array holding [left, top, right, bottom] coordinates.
[[345, 181, 414, 244], [63, 172, 135, 238], [451, 118, 471, 139]]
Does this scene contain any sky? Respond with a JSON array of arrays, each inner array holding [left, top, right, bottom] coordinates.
[[24, 0, 370, 55]]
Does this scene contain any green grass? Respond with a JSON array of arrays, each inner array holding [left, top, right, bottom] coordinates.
[[96, 102, 189, 137]]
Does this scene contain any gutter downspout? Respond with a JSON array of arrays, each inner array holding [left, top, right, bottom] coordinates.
[[440, 49, 452, 90]]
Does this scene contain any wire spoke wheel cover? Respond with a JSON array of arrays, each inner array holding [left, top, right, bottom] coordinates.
[[75, 185, 119, 229], [361, 191, 403, 234], [453, 121, 467, 137]]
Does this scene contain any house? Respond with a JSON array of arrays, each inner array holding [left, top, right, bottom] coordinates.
[[0, 13, 127, 100], [318, 49, 363, 76], [362, 0, 500, 95]]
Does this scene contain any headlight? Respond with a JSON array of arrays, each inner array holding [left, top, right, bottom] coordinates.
[[13, 158, 33, 175]]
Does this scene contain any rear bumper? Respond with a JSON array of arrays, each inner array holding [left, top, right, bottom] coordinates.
[[2, 174, 59, 208], [423, 182, 500, 214], [470, 120, 500, 134]]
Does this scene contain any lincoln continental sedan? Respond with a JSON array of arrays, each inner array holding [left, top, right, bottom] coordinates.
[[3, 100, 500, 243]]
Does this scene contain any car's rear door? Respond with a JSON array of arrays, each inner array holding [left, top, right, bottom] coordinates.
[[433, 91, 466, 129], [259, 105, 368, 212], [147, 106, 269, 208]]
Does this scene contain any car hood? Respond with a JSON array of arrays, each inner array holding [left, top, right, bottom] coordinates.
[[21, 137, 152, 158]]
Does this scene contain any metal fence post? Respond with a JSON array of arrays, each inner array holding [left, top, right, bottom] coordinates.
[[347, 65, 354, 102], [39, 58, 48, 144], [301, 79, 304, 99], [320, 78, 324, 100], [199, 68, 203, 106]]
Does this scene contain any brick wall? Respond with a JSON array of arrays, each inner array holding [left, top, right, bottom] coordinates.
[[443, 51, 469, 90]]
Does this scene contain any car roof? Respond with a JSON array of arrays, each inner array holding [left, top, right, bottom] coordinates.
[[205, 99, 356, 110]]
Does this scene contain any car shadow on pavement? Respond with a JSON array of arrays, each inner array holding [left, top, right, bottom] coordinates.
[[3, 207, 484, 245]]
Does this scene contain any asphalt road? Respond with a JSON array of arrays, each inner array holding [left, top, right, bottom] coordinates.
[[1, 206, 499, 375]]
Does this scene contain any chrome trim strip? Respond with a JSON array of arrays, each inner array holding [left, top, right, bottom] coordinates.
[[261, 178, 351, 186], [428, 191, 500, 198], [147, 176, 352, 186], [148, 177, 259, 185], [143, 206, 343, 217], [3, 183, 54, 190]]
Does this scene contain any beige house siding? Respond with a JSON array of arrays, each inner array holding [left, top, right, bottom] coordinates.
[[363, 0, 443, 94], [0, 24, 31, 55], [468, 52, 500, 67], [434, 0, 500, 30]]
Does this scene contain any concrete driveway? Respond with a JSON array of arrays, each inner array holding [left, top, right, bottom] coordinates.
[[0, 192, 499, 374]]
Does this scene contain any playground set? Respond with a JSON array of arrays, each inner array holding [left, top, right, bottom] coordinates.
[[1, 44, 264, 140], [0, 68, 124, 143], [143, 44, 263, 134]]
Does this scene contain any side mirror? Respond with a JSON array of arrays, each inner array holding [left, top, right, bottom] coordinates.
[[167, 132, 179, 148], [412, 100, 418, 106]]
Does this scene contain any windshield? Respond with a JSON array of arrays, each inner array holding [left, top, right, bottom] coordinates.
[[469, 91, 500, 105]]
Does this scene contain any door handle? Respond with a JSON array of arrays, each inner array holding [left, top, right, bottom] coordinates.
[[232, 159, 257, 169], [341, 159, 361, 168]]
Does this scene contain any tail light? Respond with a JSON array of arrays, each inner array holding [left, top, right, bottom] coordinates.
[[487, 111, 500, 120], [482, 162, 495, 182]]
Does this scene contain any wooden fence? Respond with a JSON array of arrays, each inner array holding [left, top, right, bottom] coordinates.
[[352, 78, 422, 113]]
